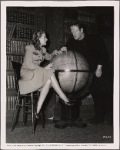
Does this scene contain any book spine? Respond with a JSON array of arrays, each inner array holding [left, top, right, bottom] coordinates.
[[10, 75, 13, 89], [7, 96, 18, 110], [7, 96, 11, 110], [7, 76, 10, 89]]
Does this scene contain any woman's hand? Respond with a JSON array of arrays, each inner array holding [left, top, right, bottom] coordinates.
[[44, 63, 54, 69], [52, 50, 60, 56], [51, 47, 67, 58]]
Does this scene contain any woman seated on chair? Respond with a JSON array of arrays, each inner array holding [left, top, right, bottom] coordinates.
[[19, 30, 69, 119]]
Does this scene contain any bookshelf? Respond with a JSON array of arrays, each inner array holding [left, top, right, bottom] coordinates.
[[6, 7, 47, 115]]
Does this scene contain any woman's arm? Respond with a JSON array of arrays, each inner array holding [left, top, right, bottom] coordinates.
[[45, 49, 64, 60], [44, 52, 52, 60], [23, 45, 41, 69]]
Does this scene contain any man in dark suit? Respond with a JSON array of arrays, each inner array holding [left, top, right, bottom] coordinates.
[[60, 23, 113, 125]]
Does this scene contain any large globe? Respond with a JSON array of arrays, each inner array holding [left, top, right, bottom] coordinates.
[[51, 50, 92, 100]]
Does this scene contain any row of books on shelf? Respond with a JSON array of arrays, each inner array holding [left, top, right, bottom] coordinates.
[[7, 96, 19, 110], [14, 26, 34, 39], [7, 55, 23, 70], [7, 23, 16, 38], [78, 15, 95, 23], [7, 10, 35, 25], [7, 39, 30, 54], [78, 10, 112, 27], [6, 75, 16, 89]]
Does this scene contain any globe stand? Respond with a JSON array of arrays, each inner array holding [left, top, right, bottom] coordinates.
[[54, 69, 91, 129], [51, 51, 92, 129], [54, 98, 87, 129]]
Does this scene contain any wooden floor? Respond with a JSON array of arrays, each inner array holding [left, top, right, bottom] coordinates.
[[6, 118, 113, 143], [6, 96, 113, 144]]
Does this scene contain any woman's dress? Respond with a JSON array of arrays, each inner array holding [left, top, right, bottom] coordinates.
[[19, 44, 54, 94]]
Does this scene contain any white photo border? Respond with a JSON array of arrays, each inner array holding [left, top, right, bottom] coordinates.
[[1, 1, 119, 149]]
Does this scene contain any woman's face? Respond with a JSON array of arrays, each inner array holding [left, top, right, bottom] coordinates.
[[39, 33, 48, 46]]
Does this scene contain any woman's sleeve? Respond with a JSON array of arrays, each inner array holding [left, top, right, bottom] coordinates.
[[32, 52, 42, 61], [24, 45, 40, 69]]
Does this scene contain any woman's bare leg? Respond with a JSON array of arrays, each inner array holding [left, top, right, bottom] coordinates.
[[50, 73, 69, 103], [36, 79, 51, 114], [36, 73, 69, 115]]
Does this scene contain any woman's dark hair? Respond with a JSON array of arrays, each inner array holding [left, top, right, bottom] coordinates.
[[31, 30, 45, 50]]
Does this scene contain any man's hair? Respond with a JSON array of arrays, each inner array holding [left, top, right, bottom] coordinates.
[[70, 22, 87, 35]]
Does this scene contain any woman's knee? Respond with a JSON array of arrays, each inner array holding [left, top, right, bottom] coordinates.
[[46, 79, 51, 85], [51, 73, 56, 79]]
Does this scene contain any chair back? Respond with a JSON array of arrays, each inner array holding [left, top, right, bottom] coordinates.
[[11, 61, 22, 91]]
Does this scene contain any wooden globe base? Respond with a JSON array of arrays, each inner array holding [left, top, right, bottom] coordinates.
[[54, 99, 87, 129]]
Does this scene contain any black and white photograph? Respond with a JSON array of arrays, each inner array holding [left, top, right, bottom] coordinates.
[[1, 1, 119, 149]]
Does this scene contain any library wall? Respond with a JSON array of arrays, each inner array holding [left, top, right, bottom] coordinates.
[[6, 7, 47, 122]]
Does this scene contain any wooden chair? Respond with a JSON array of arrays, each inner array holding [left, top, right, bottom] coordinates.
[[11, 61, 45, 134]]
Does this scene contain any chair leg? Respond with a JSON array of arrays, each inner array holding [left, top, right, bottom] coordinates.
[[41, 111, 45, 128], [31, 92, 36, 134], [22, 97, 27, 125], [11, 97, 22, 131]]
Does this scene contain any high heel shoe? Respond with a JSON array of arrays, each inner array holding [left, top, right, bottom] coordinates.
[[59, 97, 74, 106], [33, 112, 39, 133], [34, 112, 45, 129], [34, 112, 39, 119], [64, 101, 71, 106], [61, 100, 74, 106]]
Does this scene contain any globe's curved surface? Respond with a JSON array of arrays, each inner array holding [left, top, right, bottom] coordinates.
[[51, 50, 92, 99]]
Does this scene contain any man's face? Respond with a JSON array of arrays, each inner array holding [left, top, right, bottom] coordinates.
[[70, 25, 83, 40]]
